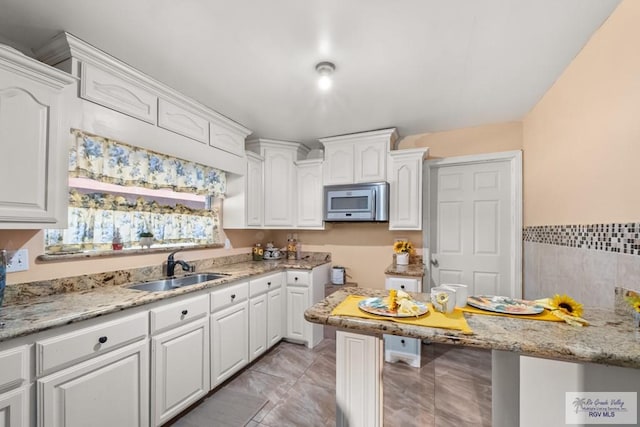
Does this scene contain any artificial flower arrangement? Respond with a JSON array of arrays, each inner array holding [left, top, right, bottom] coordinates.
[[393, 240, 415, 254], [625, 291, 640, 314], [535, 294, 589, 327]]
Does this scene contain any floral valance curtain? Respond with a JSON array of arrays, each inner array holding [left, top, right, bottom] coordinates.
[[45, 191, 220, 252], [70, 130, 226, 197]]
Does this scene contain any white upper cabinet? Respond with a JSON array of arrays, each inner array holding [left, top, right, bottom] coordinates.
[[388, 147, 429, 230], [0, 44, 75, 228], [35, 32, 251, 167], [82, 62, 157, 124], [295, 159, 324, 229], [320, 128, 397, 185], [246, 139, 309, 228], [246, 152, 264, 227], [158, 98, 208, 143]]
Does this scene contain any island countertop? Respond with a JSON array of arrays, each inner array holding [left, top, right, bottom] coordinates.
[[304, 287, 640, 369], [0, 253, 330, 343]]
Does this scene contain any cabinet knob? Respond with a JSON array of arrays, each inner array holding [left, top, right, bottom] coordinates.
[[400, 285, 405, 289], [294, 277, 298, 282], [267, 281, 271, 286], [98, 336, 108, 344], [231, 294, 236, 300], [401, 339, 405, 345], [181, 309, 188, 316]]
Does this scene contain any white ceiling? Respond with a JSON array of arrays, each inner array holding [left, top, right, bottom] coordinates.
[[0, 0, 621, 145]]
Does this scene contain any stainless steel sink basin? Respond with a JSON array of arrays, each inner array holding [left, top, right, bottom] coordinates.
[[127, 273, 228, 292]]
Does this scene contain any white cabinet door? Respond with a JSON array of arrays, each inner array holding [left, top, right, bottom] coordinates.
[[37, 340, 149, 427], [210, 302, 249, 387], [295, 160, 324, 228], [0, 387, 28, 427], [286, 286, 309, 342], [263, 147, 296, 226], [209, 121, 246, 157], [0, 48, 74, 227], [267, 288, 283, 348], [158, 98, 209, 143], [246, 153, 264, 227], [81, 62, 157, 124], [385, 276, 421, 293], [249, 293, 268, 361], [151, 317, 209, 427], [354, 140, 387, 183], [323, 144, 354, 185], [388, 148, 427, 230]]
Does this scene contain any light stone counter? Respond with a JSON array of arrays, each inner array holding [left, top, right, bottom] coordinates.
[[304, 287, 640, 369], [0, 252, 331, 342]]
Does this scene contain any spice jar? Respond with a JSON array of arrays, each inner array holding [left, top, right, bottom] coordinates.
[[252, 243, 263, 261]]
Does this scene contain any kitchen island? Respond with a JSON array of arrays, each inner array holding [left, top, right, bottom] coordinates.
[[304, 287, 640, 427]]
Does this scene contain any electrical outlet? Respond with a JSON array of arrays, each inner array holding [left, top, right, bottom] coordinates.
[[6, 249, 29, 273]]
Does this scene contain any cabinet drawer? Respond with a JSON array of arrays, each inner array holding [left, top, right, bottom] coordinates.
[[150, 294, 208, 334], [385, 276, 422, 292], [249, 272, 282, 297], [36, 312, 148, 376], [286, 270, 310, 286], [210, 281, 249, 312], [0, 345, 28, 392], [158, 98, 209, 143], [81, 62, 157, 124]]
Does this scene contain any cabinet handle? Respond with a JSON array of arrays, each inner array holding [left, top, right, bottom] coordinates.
[[181, 309, 188, 316], [401, 339, 405, 345], [98, 336, 108, 344], [231, 294, 236, 300], [400, 285, 405, 289], [267, 281, 271, 286], [294, 277, 298, 282]]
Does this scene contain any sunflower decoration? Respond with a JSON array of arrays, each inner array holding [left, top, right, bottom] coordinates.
[[535, 294, 589, 326], [625, 292, 640, 314], [393, 240, 415, 254]]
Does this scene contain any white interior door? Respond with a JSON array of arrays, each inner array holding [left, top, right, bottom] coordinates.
[[424, 151, 522, 298]]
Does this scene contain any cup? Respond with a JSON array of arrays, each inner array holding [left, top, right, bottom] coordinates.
[[441, 284, 468, 308], [430, 286, 456, 313]]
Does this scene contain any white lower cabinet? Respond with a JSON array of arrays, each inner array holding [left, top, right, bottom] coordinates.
[[384, 275, 423, 367], [37, 340, 149, 427], [284, 265, 329, 349], [0, 344, 30, 427], [249, 272, 284, 361], [286, 285, 309, 344], [150, 294, 210, 426], [210, 281, 249, 388]]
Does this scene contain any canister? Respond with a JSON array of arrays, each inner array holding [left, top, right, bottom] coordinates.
[[331, 266, 345, 285]]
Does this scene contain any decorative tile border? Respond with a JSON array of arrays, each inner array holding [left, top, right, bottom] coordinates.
[[524, 223, 640, 255]]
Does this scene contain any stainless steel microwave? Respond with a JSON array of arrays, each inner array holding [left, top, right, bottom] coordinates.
[[323, 182, 389, 222]]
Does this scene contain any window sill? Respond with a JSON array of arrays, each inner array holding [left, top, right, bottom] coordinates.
[[37, 242, 225, 262]]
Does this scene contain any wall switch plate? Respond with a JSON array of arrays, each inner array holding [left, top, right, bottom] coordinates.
[[6, 249, 29, 273]]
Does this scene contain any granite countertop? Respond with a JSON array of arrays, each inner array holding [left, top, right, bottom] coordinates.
[[304, 287, 640, 369], [0, 253, 331, 343]]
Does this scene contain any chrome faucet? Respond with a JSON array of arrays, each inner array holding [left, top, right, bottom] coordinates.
[[165, 250, 194, 277]]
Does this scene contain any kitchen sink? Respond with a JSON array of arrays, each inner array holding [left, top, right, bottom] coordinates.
[[127, 273, 228, 292]]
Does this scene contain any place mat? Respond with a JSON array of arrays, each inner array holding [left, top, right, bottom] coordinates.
[[460, 304, 564, 322], [331, 295, 473, 334]]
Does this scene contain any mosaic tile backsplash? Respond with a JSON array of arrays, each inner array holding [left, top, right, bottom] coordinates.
[[524, 223, 640, 255]]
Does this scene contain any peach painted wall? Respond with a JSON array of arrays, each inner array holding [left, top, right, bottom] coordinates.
[[523, 0, 640, 226], [398, 121, 522, 158]]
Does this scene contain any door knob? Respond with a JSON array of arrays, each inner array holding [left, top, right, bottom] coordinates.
[[430, 258, 439, 267]]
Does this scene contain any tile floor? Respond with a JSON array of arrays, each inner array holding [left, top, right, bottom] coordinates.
[[193, 338, 491, 427]]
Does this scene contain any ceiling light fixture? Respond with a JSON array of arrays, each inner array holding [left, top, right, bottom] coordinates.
[[316, 61, 335, 91]]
